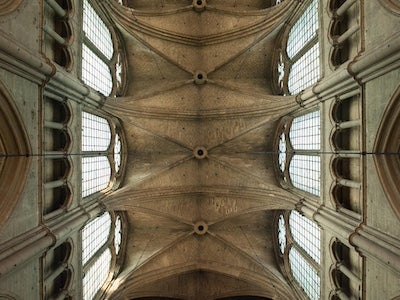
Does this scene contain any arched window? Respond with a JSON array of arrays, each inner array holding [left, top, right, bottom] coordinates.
[[82, 212, 112, 300], [81, 212, 125, 300], [81, 112, 123, 198], [276, 211, 321, 300], [275, 0, 320, 95], [81, 112, 112, 197], [82, 0, 123, 96], [276, 110, 321, 196]]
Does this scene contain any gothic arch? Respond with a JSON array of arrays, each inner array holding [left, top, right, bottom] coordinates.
[[0, 81, 31, 227], [378, 0, 400, 15], [0, 0, 23, 16], [374, 84, 400, 219]]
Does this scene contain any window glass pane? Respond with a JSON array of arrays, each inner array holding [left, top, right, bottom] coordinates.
[[288, 43, 320, 94], [114, 215, 122, 255], [114, 134, 121, 173], [82, 213, 112, 265], [289, 110, 320, 150], [82, 44, 113, 96], [289, 154, 320, 196], [286, 0, 319, 59], [289, 210, 320, 264], [83, 248, 112, 300], [279, 133, 287, 172], [82, 156, 111, 197], [278, 214, 286, 254], [116, 53, 123, 89], [289, 247, 320, 300], [82, 112, 111, 152], [83, 0, 114, 60]]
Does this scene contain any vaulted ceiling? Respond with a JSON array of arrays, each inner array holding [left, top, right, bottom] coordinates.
[[102, 1, 303, 298]]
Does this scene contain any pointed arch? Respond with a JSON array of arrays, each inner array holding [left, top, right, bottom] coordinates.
[[0, 81, 31, 227], [374, 84, 400, 220]]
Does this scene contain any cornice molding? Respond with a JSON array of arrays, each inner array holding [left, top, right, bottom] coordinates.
[[0, 30, 104, 107]]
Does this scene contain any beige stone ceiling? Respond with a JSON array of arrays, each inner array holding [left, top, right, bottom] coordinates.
[[103, 0, 302, 298]]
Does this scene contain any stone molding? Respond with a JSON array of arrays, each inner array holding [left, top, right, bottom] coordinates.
[[0, 0, 23, 16], [379, 0, 400, 15], [107, 0, 295, 40], [0, 201, 102, 277], [373, 84, 400, 220], [121, 261, 293, 299], [0, 81, 31, 228]]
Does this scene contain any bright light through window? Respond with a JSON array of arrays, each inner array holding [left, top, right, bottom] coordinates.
[[286, 0, 318, 59], [82, 156, 111, 197], [114, 134, 121, 173], [82, 0, 114, 96], [82, 112, 111, 152], [114, 215, 122, 255], [289, 110, 320, 150], [82, 212, 111, 265], [289, 247, 320, 300], [287, 110, 321, 196], [82, 44, 113, 96], [289, 210, 320, 264], [278, 214, 286, 254], [83, 248, 112, 300], [288, 43, 320, 95], [285, 0, 319, 95], [279, 133, 286, 172], [83, 0, 113, 60], [289, 155, 320, 196]]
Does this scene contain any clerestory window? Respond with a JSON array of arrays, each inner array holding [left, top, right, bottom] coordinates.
[[277, 110, 321, 196], [276, 0, 320, 95], [276, 211, 321, 300], [82, 0, 126, 96], [81, 212, 125, 300], [81, 112, 123, 198]]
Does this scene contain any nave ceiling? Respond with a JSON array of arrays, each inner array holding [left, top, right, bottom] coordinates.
[[100, 0, 302, 298]]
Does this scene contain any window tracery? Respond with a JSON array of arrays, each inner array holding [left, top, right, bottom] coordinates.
[[274, 0, 320, 95], [276, 211, 321, 300], [81, 0, 127, 96], [81, 212, 125, 300], [81, 112, 124, 198], [275, 110, 321, 197]]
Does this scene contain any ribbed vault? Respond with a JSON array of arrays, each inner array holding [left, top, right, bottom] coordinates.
[[102, 0, 301, 298]]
